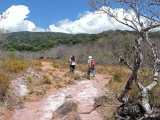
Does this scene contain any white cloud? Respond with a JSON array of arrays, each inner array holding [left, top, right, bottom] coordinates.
[[0, 5, 137, 34], [49, 7, 133, 34], [0, 5, 45, 32]]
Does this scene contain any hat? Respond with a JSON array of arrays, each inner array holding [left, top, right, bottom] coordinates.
[[88, 56, 92, 59]]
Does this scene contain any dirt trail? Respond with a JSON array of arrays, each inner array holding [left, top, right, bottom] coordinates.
[[4, 61, 114, 120]]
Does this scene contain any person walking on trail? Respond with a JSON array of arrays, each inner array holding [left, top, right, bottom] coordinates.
[[88, 56, 95, 77], [69, 55, 76, 72]]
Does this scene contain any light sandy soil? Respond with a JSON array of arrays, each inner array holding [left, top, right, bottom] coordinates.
[[1, 61, 119, 120]]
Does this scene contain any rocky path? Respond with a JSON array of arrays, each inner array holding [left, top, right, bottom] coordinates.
[[3, 61, 115, 120]]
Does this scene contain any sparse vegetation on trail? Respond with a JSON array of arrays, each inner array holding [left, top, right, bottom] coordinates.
[[0, 59, 118, 120], [0, 58, 159, 120], [0, 59, 39, 101]]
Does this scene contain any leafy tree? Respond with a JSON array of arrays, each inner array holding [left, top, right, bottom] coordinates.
[[89, 0, 160, 119]]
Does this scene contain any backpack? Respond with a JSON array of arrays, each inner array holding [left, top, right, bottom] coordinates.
[[91, 59, 95, 67]]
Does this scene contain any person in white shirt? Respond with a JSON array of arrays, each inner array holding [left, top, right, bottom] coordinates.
[[87, 56, 95, 77], [69, 55, 76, 72]]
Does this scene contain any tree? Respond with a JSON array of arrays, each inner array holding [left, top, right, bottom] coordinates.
[[0, 12, 9, 49], [89, 0, 160, 119]]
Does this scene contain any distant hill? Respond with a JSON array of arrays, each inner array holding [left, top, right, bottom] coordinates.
[[5, 30, 141, 52], [5, 31, 102, 51]]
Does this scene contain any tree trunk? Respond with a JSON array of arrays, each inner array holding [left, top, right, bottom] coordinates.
[[116, 37, 142, 103]]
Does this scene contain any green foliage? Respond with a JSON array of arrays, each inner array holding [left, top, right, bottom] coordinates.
[[5, 32, 102, 52]]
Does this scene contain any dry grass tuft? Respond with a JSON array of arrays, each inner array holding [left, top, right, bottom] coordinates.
[[0, 59, 34, 101], [113, 69, 124, 82], [52, 61, 60, 68], [41, 75, 51, 84], [0, 72, 10, 100]]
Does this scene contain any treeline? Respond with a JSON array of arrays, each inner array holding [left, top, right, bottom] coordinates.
[[5, 31, 102, 51], [4, 30, 140, 52]]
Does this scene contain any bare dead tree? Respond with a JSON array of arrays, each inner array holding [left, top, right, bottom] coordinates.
[[89, 0, 160, 119]]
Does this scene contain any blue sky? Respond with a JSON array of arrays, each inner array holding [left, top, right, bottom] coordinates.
[[0, 0, 131, 34], [0, 0, 90, 28]]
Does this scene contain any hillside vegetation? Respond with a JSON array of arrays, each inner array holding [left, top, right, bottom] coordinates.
[[1, 30, 160, 66], [4, 30, 138, 51], [5, 31, 101, 51]]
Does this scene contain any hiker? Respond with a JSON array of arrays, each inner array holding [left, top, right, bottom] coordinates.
[[87, 56, 95, 77], [69, 55, 76, 72]]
